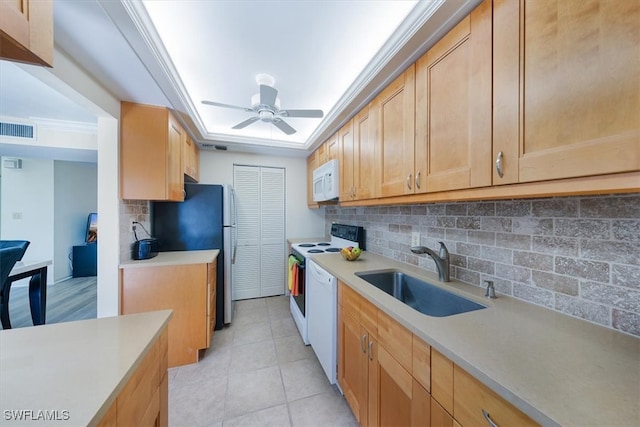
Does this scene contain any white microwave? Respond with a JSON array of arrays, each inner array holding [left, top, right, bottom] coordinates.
[[312, 159, 339, 202]]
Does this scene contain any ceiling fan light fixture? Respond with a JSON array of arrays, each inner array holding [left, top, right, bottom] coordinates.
[[259, 110, 275, 122]]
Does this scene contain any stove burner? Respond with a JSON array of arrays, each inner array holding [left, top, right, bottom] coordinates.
[[298, 243, 316, 247], [307, 249, 324, 253], [317, 242, 331, 246], [325, 248, 341, 253]]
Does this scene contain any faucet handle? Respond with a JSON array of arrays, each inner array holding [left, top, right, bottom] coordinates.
[[438, 241, 449, 258]]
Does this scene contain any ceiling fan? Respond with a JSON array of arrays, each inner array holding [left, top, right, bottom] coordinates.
[[201, 74, 323, 135]]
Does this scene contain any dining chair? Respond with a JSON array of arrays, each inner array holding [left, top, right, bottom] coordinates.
[[0, 240, 31, 329]]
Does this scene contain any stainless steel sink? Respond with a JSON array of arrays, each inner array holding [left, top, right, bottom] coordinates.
[[355, 269, 486, 317]]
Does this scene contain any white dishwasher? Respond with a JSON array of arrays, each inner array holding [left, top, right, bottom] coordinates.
[[307, 259, 338, 384]]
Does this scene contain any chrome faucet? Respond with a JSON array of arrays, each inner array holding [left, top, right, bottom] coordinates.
[[410, 242, 450, 282]]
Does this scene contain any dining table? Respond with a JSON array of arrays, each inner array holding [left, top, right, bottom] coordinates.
[[2, 260, 52, 329]]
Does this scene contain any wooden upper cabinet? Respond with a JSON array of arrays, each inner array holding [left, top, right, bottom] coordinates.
[[183, 134, 200, 183], [325, 133, 339, 162], [121, 102, 185, 201], [0, 0, 53, 67], [374, 65, 416, 198], [339, 119, 355, 201], [493, 0, 640, 184], [353, 104, 375, 201], [306, 151, 319, 208], [415, 0, 492, 193]]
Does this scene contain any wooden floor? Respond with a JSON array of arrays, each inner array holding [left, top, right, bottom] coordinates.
[[0, 276, 97, 330]]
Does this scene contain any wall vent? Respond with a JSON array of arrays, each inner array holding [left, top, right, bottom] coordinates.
[[0, 121, 36, 140], [201, 143, 215, 148]]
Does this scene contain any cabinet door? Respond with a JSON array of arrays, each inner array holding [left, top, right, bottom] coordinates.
[[121, 264, 207, 367], [493, 0, 640, 184], [167, 114, 185, 201], [306, 152, 319, 208], [415, 0, 492, 193], [339, 119, 355, 201], [337, 304, 368, 424], [353, 105, 375, 201], [184, 134, 200, 183], [375, 65, 416, 197], [0, 0, 53, 67], [326, 133, 339, 161], [372, 344, 413, 427], [206, 262, 216, 347]]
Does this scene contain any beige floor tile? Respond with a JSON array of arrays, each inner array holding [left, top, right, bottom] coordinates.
[[229, 340, 278, 374], [288, 388, 358, 427], [234, 298, 269, 325], [280, 357, 332, 402], [224, 366, 286, 420], [266, 296, 291, 320], [173, 346, 231, 386], [270, 316, 299, 339], [169, 374, 227, 426], [166, 295, 355, 426], [211, 325, 235, 348], [231, 321, 273, 346], [274, 334, 315, 364], [222, 404, 291, 427]]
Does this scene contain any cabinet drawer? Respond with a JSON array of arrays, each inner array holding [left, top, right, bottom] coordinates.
[[432, 348, 454, 416], [377, 309, 411, 372], [454, 365, 538, 427], [339, 281, 361, 319], [412, 335, 431, 392]]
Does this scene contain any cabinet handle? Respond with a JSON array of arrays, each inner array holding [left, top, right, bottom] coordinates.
[[415, 171, 421, 190], [495, 151, 504, 178], [406, 172, 412, 190], [482, 410, 499, 427], [367, 340, 374, 361], [361, 334, 367, 354]]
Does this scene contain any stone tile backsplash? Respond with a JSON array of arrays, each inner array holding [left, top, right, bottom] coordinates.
[[325, 194, 640, 337], [119, 200, 151, 262]]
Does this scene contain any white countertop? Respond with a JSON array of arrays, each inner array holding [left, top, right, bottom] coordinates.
[[0, 310, 172, 426], [311, 252, 640, 427], [119, 249, 219, 268], [10, 260, 52, 276]]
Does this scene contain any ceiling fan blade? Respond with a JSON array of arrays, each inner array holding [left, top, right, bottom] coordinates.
[[280, 109, 324, 118], [259, 84, 278, 106], [232, 116, 260, 129], [272, 118, 296, 135], [202, 100, 253, 112]]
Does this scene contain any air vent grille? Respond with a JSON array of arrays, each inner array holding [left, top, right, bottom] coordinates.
[[0, 121, 36, 139]]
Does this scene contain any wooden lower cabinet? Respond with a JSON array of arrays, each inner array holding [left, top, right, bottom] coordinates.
[[97, 328, 169, 427], [453, 365, 537, 427], [338, 281, 539, 427], [120, 261, 216, 368]]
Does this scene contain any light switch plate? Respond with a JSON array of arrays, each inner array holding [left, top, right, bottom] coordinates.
[[411, 231, 420, 247]]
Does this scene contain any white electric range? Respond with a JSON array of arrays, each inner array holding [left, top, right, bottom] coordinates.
[[289, 224, 364, 368]]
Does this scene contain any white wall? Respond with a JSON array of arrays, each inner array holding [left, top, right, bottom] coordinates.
[[54, 161, 98, 281], [0, 157, 55, 284], [198, 150, 326, 240], [21, 48, 121, 317]]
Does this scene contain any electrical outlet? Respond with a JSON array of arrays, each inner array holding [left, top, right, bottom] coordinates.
[[12, 212, 22, 220], [411, 231, 420, 247]]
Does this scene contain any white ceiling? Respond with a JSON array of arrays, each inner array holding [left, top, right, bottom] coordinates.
[[0, 0, 481, 157]]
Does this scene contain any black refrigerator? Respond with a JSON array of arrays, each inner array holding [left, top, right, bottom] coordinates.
[[151, 183, 237, 330]]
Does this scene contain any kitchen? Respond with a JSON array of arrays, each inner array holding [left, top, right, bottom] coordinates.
[[1, 0, 639, 426]]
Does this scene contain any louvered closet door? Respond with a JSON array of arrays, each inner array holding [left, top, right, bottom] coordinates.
[[233, 165, 285, 300]]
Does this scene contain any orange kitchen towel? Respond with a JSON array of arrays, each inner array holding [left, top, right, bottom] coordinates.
[[292, 262, 299, 296]]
